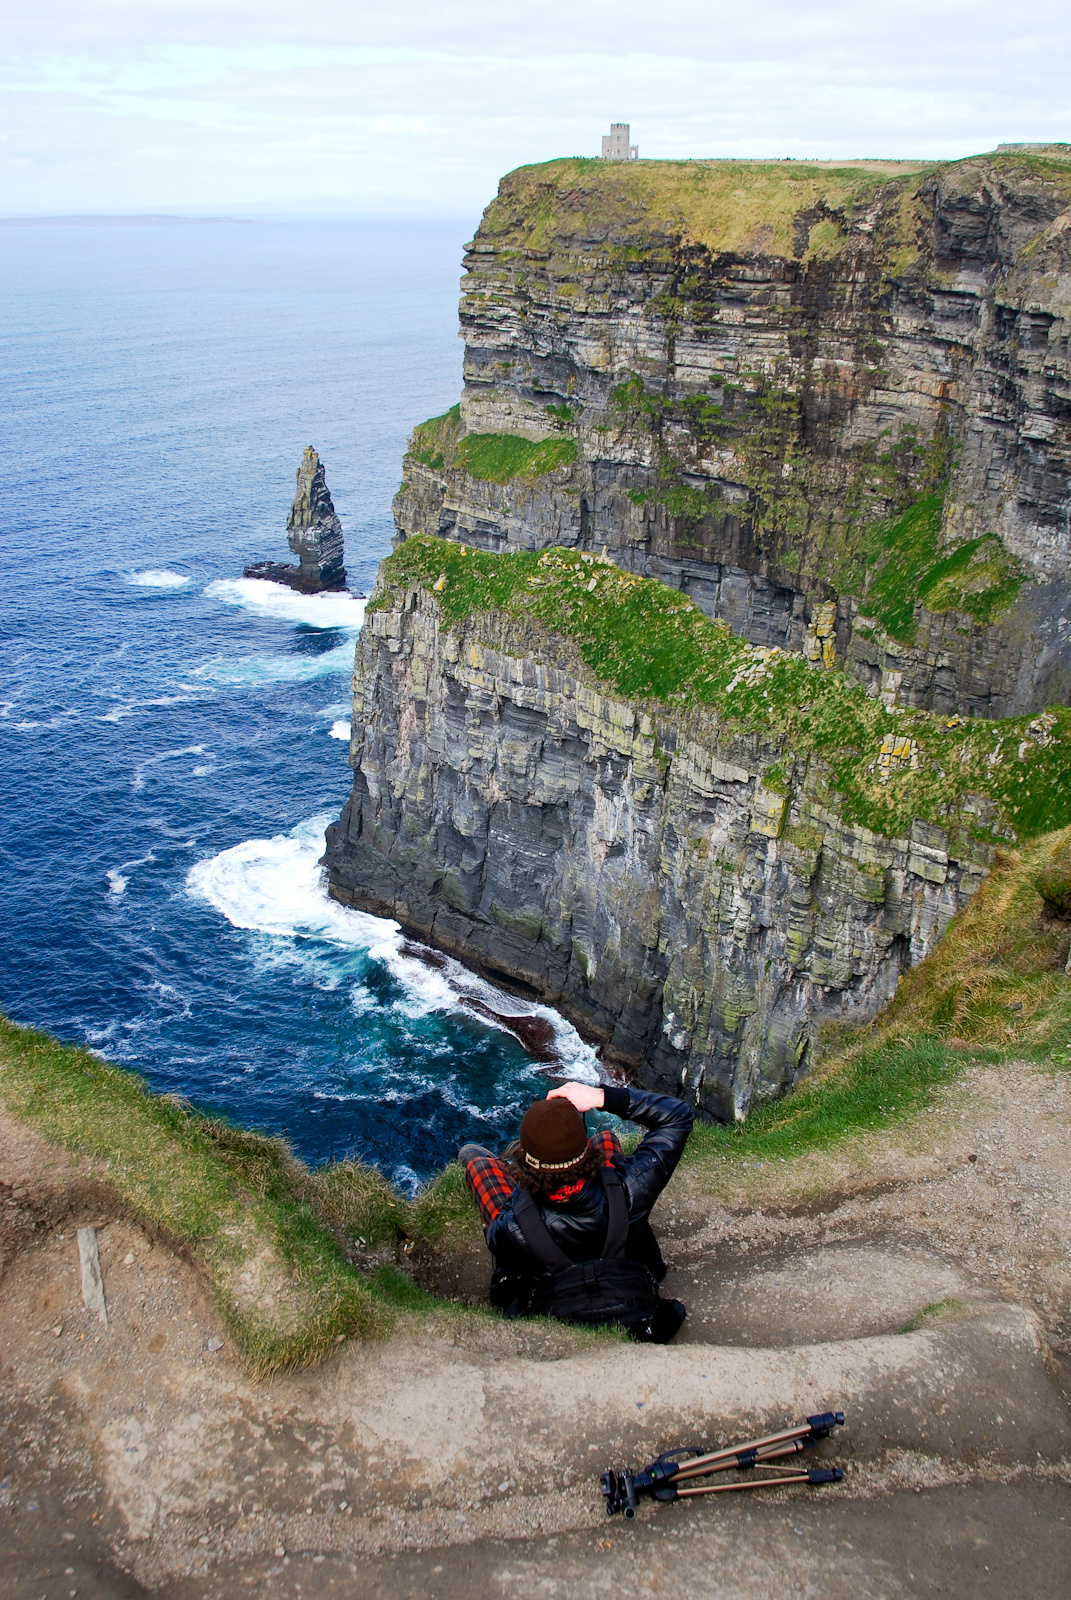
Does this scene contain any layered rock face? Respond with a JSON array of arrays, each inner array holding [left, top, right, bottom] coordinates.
[[245, 446, 346, 592], [394, 151, 1071, 718], [326, 582, 992, 1119]]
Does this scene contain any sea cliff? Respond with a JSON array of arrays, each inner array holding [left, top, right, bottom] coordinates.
[[325, 539, 1070, 1117], [329, 150, 1071, 1116], [394, 150, 1071, 718]]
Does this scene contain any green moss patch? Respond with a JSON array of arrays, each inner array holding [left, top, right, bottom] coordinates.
[[376, 535, 1071, 843], [860, 496, 1026, 641], [454, 432, 577, 484], [409, 404, 463, 471], [406, 406, 577, 485]]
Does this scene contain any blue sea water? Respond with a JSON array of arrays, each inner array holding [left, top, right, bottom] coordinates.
[[0, 219, 597, 1190]]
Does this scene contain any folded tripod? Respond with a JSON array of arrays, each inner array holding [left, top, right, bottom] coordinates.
[[601, 1410, 845, 1518]]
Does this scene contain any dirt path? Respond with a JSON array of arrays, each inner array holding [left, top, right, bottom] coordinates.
[[2, 1061, 1070, 1598]]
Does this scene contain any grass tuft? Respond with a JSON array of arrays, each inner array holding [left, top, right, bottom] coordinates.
[[1037, 837, 1071, 920], [899, 1297, 966, 1333]]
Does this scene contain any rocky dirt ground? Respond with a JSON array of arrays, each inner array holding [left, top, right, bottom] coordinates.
[[2, 1060, 1070, 1598]]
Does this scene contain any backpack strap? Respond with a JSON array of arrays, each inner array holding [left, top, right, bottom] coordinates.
[[511, 1167, 631, 1268], [510, 1187, 572, 1270], [599, 1164, 630, 1259]]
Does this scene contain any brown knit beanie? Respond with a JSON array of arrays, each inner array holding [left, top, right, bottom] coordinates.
[[518, 1097, 590, 1172]]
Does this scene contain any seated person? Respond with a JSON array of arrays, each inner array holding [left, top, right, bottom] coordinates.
[[459, 1078, 693, 1342]]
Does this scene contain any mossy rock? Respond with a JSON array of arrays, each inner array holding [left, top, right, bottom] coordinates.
[[1037, 843, 1071, 919]]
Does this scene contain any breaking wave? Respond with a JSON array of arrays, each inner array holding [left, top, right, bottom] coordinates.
[[205, 578, 366, 632], [185, 813, 600, 1081], [128, 569, 190, 588]]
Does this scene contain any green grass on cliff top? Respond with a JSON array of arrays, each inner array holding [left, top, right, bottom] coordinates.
[[479, 156, 933, 259], [478, 151, 1071, 264], [379, 535, 1071, 844]]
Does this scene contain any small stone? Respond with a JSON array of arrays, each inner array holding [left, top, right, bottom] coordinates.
[[124, 1252, 135, 1265], [206, 1335, 224, 1352], [52, 1325, 63, 1337], [274, 1546, 286, 1558]]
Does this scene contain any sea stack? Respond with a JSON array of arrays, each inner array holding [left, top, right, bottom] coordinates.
[[245, 446, 346, 592]]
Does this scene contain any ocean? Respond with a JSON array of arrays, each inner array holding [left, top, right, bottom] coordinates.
[[0, 218, 598, 1191]]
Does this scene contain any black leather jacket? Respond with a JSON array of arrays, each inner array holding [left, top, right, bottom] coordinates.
[[485, 1085, 693, 1279]]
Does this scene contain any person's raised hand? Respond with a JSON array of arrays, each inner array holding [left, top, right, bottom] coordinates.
[[547, 1081, 605, 1113]]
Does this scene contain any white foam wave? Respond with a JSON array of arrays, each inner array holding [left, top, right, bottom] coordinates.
[[205, 578, 367, 633], [132, 744, 207, 791], [8, 710, 80, 733], [107, 850, 155, 897], [194, 646, 356, 687], [100, 693, 204, 724], [128, 569, 190, 588], [329, 719, 351, 740], [185, 813, 599, 1080]]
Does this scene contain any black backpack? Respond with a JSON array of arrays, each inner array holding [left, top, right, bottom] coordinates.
[[509, 1166, 684, 1342]]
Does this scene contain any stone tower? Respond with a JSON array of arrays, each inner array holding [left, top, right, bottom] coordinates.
[[601, 123, 638, 161]]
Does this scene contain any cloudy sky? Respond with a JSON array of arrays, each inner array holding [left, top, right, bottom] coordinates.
[[1, 0, 1067, 217]]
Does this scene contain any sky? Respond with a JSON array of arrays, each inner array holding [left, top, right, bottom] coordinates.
[[1, 1, 1068, 218]]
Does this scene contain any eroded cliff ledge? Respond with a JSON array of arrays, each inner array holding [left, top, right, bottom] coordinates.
[[325, 540, 1071, 1118], [394, 150, 1071, 718]]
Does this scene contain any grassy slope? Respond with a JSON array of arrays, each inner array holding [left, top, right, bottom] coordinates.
[[0, 1019, 414, 1370], [860, 497, 1026, 640], [379, 536, 1071, 843]]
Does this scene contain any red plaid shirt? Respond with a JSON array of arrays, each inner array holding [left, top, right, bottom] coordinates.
[[464, 1129, 622, 1227]]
